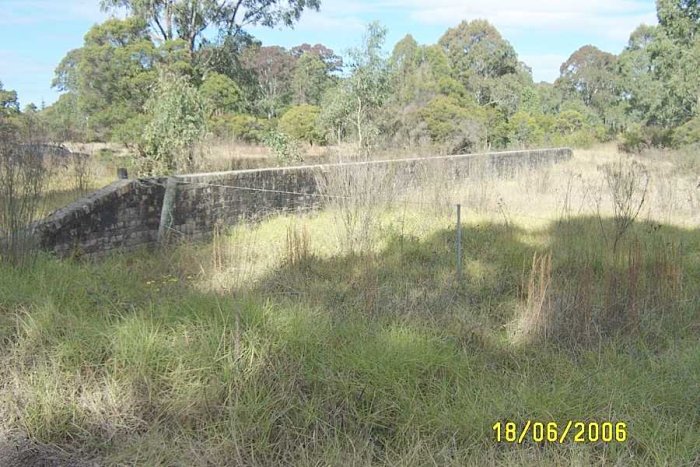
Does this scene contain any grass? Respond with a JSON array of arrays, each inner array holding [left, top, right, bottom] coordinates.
[[0, 145, 699, 465]]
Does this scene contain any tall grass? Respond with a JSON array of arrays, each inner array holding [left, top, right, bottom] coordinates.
[[0, 145, 698, 465]]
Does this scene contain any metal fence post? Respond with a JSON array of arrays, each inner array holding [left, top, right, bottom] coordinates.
[[456, 203, 462, 282]]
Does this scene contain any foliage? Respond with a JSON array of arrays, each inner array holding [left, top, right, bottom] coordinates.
[[555, 45, 620, 128], [209, 113, 272, 142], [618, 124, 675, 153], [52, 18, 159, 141], [291, 43, 343, 71], [438, 20, 519, 105], [419, 95, 487, 153], [241, 45, 296, 118], [263, 129, 302, 164], [0, 128, 48, 268], [0, 80, 19, 118], [318, 84, 352, 144], [137, 73, 208, 176], [617, 25, 664, 126], [672, 116, 700, 148], [279, 104, 323, 144], [343, 22, 392, 151], [35, 0, 700, 152], [42, 93, 86, 143], [291, 52, 332, 106], [509, 111, 546, 148], [100, 0, 321, 52], [200, 72, 243, 115]]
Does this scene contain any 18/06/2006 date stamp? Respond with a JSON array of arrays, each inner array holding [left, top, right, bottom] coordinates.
[[492, 421, 628, 444]]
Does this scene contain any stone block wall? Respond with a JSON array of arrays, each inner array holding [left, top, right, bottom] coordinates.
[[33, 148, 572, 257], [34, 179, 165, 257]]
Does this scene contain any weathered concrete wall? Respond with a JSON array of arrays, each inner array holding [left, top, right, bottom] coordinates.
[[34, 148, 572, 257], [35, 179, 166, 257]]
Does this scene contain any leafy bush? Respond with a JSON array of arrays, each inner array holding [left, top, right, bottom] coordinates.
[[200, 72, 243, 116], [209, 114, 272, 143], [509, 111, 545, 148], [419, 95, 487, 154], [279, 104, 324, 145], [672, 117, 700, 148], [618, 125, 647, 153], [619, 124, 674, 153], [136, 73, 208, 176], [263, 130, 302, 165]]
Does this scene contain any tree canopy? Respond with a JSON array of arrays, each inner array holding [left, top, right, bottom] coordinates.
[[33, 0, 700, 154], [100, 0, 321, 52]]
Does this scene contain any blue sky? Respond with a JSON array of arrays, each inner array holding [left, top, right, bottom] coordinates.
[[1, 0, 658, 108]]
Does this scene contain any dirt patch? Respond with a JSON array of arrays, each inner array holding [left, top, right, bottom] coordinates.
[[0, 432, 98, 467]]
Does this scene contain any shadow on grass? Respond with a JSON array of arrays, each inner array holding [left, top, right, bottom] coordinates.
[[0, 215, 697, 465]]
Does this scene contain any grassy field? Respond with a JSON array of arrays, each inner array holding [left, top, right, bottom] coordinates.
[[0, 145, 699, 465]]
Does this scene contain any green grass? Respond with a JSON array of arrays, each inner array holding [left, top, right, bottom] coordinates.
[[0, 205, 699, 465]]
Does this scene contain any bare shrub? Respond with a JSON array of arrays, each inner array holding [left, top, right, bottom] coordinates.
[[315, 155, 395, 253], [0, 139, 48, 267], [413, 158, 458, 216], [71, 152, 94, 195], [598, 159, 649, 252]]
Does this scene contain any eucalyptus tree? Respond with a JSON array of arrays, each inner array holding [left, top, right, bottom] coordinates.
[[100, 0, 321, 52]]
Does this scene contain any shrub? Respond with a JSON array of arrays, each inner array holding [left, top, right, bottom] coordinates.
[[509, 111, 545, 148], [263, 130, 302, 165], [419, 95, 487, 154], [209, 114, 272, 143], [618, 125, 646, 153], [0, 135, 48, 267], [200, 72, 243, 116], [619, 125, 674, 153], [279, 104, 324, 145], [672, 117, 700, 148], [137, 73, 208, 176]]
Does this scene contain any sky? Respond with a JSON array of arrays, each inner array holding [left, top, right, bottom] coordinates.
[[1, 0, 658, 108]]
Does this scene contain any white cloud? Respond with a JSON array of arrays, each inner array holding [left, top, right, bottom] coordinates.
[[3, 0, 110, 25], [520, 53, 568, 82], [392, 0, 655, 27]]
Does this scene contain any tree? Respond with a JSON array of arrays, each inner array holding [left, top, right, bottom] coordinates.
[[317, 24, 392, 151], [657, 39, 700, 126], [344, 22, 391, 150], [618, 25, 665, 125], [279, 104, 323, 144], [100, 0, 321, 53], [197, 32, 261, 110], [509, 111, 545, 147], [291, 52, 331, 105], [438, 20, 519, 104], [615, 2, 700, 130], [555, 45, 620, 127], [0, 81, 20, 118], [657, 0, 700, 42], [52, 18, 160, 140], [242, 45, 296, 118], [0, 81, 20, 138], [200, 72, 243, 115], [318, 83, 352, 144], [389, 34, 421, 104], [137, 73, 208, 175], [419, 95, 487, 153], [290, 43, 342, 72]]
